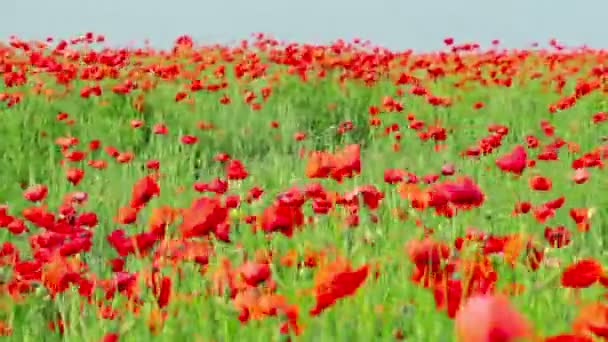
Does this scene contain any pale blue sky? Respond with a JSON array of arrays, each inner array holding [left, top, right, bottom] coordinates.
[[2, 0, 606, 51]]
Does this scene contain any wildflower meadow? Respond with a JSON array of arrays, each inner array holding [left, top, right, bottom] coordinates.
[[0, 33, 607, 341]]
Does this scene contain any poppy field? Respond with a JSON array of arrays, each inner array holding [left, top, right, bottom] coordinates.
[[0, 33, 607, 341]]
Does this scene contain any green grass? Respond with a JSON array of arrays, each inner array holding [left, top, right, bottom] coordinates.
[[0, 37, 607, 341]]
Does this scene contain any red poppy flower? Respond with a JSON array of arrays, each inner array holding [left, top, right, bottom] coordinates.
[[561, 259, 603, 288]]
